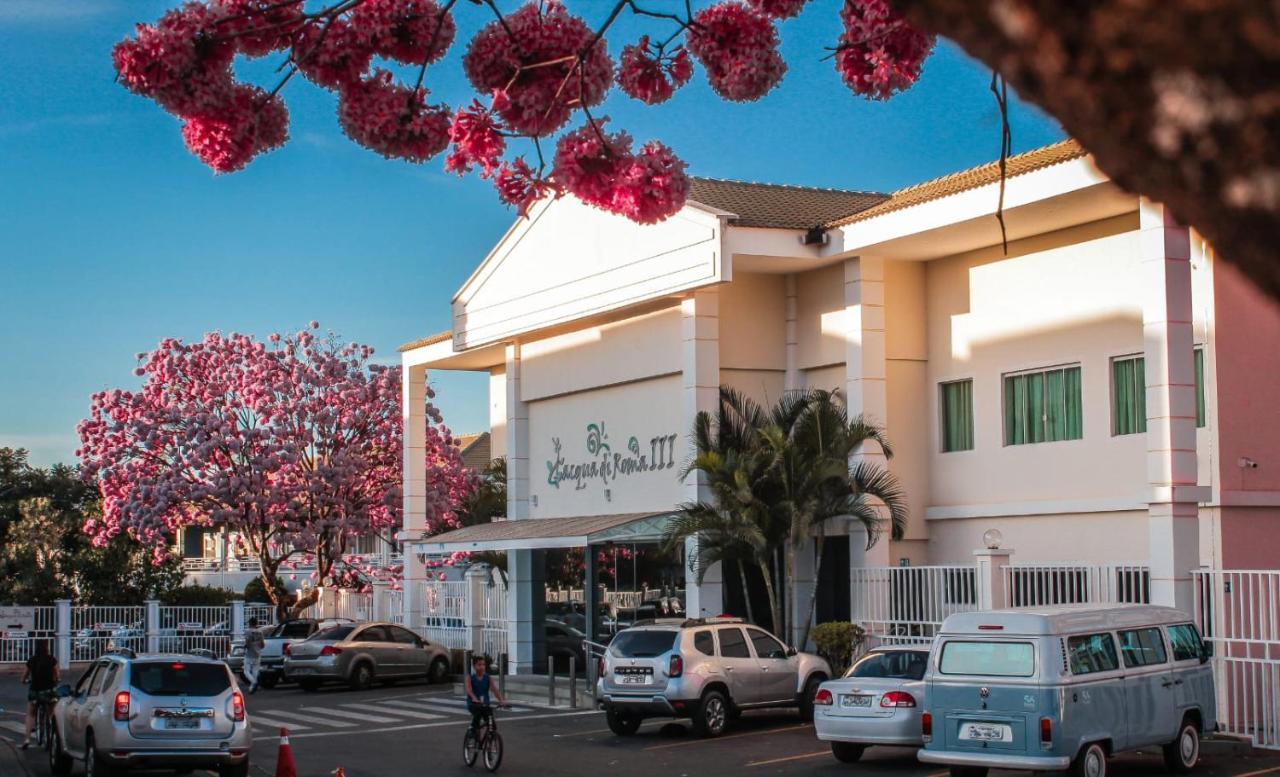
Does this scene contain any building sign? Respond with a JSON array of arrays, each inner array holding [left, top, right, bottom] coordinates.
[[0, 606, 36, 632], [546, 422, 678, 491]]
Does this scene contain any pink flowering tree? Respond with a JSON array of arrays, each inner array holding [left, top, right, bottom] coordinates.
[[76, 323, 471, 616]]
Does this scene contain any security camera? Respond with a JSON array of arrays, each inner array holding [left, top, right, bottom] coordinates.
[[1239, 457, 1259, 469]]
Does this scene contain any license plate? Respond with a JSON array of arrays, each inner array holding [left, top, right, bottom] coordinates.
[[618, 674, 648, 685], [290, 668, 313, 675], [840, 695, 874, 708], [959, 722, 1013, 742], [164, 718, 201, 730]]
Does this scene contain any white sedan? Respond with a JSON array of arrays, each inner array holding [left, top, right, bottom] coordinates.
[[813, 645, 930, 763]]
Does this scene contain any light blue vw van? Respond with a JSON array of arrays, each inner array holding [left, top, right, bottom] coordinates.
[[919, 604, 1215, 777]]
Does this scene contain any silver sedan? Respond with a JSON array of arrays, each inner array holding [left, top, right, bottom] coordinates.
[[283, 622, 452, 691], [813, 646, 930, 763]]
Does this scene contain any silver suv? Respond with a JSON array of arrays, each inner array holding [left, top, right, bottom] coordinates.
[[598, 617, 832, 737], [49, 651, 251, 777]]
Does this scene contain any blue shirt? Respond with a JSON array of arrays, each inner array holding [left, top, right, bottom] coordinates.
[[470, 672, 491, 705]]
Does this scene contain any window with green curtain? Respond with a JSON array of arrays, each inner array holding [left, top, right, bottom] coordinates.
[[1112, 356, 1146, 436], [1194, 348, 1206, 428], [941, 380, 974, 452], [1004, 365, 1083, 445]]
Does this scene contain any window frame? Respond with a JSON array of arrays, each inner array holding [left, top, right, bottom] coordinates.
[[1110, 353, 1147, 437], [716, 626, 751, 659], [938, 640, 1036, 677], [939, 378, 976, 453], [746, 627, 788, 660], [1167, 623, 1204, 663], [1117, 627, 1169, 668], [1194, 346, 1207, 428], [1001, 363, 1084, 446], [1066, 632, 1121, 676], [692, 629, 716, 657]]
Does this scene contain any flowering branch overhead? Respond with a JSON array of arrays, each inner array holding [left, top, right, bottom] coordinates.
[[114, 0, 934, 224]]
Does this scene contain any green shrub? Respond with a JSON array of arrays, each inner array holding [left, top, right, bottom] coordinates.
[[160, 583, 237, 606], [243, 576, 287, 604], [812, 621, 865, 675]]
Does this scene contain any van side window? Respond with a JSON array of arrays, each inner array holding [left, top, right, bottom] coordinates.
[[1118, 627, 1168, 667], [1167, 624, 1203, 662], [693, 630, 715, 656], [1066, 633, 1119, 674]]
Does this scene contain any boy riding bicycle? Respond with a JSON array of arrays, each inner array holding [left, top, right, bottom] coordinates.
[[464, 654, 508, 731]]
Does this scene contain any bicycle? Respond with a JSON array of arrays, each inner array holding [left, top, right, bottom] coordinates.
[[462, 704, 506, 772]]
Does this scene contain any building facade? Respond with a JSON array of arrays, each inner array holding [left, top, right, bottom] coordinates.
[[398, 140, 1280, 671]]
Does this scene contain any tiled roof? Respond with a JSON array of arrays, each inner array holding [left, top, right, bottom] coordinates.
[[454, 432, 492, 471], [398, 330, 452, 353], [826, 139, 1087, 227], [689, 177, 888, 230]]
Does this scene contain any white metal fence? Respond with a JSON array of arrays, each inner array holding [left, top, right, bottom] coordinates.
[[851, 565, 978, 645], [0, 605, 57, 664], [335, 589, 372, 623], [1002, 563, 1150, 608], [481, 579, 508, 659], [419, 579, 469, 650]]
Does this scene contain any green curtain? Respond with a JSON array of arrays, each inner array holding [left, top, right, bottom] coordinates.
[[1194, 348, 1206, 428], [1045, 369, 1065, 440], [1005, 375, 1023, 445], [942, 380, 974, 452], [1112, 358, 1145, 436], [1064, 366, 1083, 439], [1026, 372, 1046, 443], [1005, 366, 1083, 445]]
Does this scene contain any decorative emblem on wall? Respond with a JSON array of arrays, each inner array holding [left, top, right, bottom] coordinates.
[[545, 422, 678, 491]]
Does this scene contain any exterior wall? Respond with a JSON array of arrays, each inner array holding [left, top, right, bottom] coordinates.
[[795, 263, 845, 372], [927, 510, 1150, 565], [884, 260, 930, 546]]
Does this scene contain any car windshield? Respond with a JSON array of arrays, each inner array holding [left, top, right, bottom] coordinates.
[[939, 640, 1035, 676], [309, 625, 356, 641], [845, 650, 928, 680], [610, 630, 677, 657], [130, 662, 230, 696]]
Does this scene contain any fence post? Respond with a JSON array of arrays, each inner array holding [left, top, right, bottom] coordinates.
[[145, 599, 161, 653], [465, 565, 487, 658], [499, 653, 507, 697], [231, 600, 246, 644], [569, 656, 577, 709], [55, 599, 71, 670], [372, 580, 391, 623], [316, 585, 338, 620], [973, 545, 1014, 610], [548, 656, 556, 706]]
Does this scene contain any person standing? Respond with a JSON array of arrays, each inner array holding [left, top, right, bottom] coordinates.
[[20, 640, 59, 749], [242, 617, 265, 694]]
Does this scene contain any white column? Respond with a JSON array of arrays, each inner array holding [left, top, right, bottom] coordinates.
[[372, 581, 391, 623], [503, 343, 540, 671], [145, 599, 161, 653], [1141, 199, 1201, 612], [55, 599, 71, 670], [784, 273, 800, 393], [845, 256, 891, 567], [230, 600, 246, 643], [465, 565, 487, 656], [974, 548, 1014, 611], [505, 344, 529, 521], [401, 360, 430, 639], [682, 290, 724, 618]]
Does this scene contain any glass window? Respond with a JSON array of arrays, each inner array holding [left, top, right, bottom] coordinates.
[[1168, 624, 1204, 662], [845, 650, 928, 680], [75, 665, 99, 696], [277, 621, 313, 639], [88, 663, 112, 697], [717, 627, 751, 659], [1004, 365, 1083, 445], [1111, 356, 1147, 436], [357, 626, 391, 643], [1067, 633, 1120, 675], [747, 628, 787, 660], [939, 641, 1035, 676], [310, 625, 356, 642], [693, 630, 715, 656], [389, 626, 421, 645], [609, 630, 677, 658], [1118, 627, 1168, 667], [941, 380, 975, 452], [1194, 348, 1207, 428], [130, 661, 231, 696]]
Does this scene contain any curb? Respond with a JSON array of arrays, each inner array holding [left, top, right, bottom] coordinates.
[[0, 737, 34, 777], [1202, 735, 1254, 757]]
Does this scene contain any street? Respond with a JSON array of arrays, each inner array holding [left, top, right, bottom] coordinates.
[[3, 668, 1280, 777]]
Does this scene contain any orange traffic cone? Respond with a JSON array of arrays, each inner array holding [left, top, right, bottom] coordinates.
[[276, 727, 297, 777]]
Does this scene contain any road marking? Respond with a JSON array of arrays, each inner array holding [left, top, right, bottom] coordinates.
[[1231, 768, 1280, 777], [246, 713, 311, 731], [258, 710, 600, 741], [746, 750, 829, 767], [296, 707, 401, 724], [248, 710, 355, 728], [341, 703, 444, 721], [643, 724, 811, 751], [396, 702, 472, 717]]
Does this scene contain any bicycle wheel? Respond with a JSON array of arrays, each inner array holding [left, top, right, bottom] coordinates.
[[483, 731, 503, 772], [462, 729, 479, 767], [36, 705, 48, 749]]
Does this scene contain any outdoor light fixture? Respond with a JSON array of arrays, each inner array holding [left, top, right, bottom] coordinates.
[[982, 528, 1004, 550]]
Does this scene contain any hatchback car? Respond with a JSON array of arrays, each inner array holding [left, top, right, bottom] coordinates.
[[48, 651, 251, 777], [283, 621, 451, 691], [814, 645, 929, 762], [598, 617, 831, 738]]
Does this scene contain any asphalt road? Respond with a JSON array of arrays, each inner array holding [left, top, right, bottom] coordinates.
[[5, 668, 1280, 777]]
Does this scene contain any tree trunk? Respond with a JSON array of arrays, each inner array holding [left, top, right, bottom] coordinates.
[[893, 0, 1280, 301], [758, 559, 782, 638], [737, 558, 756, 625], [799, 528, 826, 650]]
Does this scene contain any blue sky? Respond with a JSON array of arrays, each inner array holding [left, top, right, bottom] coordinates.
[[0, 1, 1064, 467]]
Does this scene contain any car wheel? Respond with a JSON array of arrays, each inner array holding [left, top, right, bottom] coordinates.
[[606, 707, 642, 736], [692, 689, 729, 738], [85, 733, 116, 777], [831, 742, 866, 763], [218, 761, 250, 777], [799, 675, 823, 722], [258, 673, 279, 690], [48, 725, 73, 777], [1072, 742, 1108, 777], [299, 679, 321, 692], [1164, 719, 1201, 773], [348, 661, 375, 691], [428, 657, 450, 684]]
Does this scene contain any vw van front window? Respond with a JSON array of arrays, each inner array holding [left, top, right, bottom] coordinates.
[[939, 640, 1035, 676]]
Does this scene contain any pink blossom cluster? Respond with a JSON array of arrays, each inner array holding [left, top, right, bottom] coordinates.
[[553, 122, 691, 224], [215, 0, 305, 57], [445, 98, 506, 176], [494, 158, 562, 218], [76, 323, 471, 594], [617, 37, 693, 105], [746, 0, 811, 19], [462, 1, 613, 137], [349, 0, 456, 66], [338, 70, 452, 163], [686, 2, 787, 102], [835, 0, 935, 100]]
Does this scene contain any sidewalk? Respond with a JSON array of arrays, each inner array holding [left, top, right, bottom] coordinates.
[[0, 737, 32, 777]]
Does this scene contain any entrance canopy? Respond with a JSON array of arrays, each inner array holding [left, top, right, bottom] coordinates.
[[408, 513, 679, 553]]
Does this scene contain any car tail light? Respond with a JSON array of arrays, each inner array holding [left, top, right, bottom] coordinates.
[[113, 691, 131, 721], [669, 654, 683, 678], [880, 690, 916, 707], [1040, 717, 1053, 749], [814, 688, 834, 706], [921, 711, 933, 742], [320, 645, 342, 656], [597, 657, 605, 678], [283, 643, 291, 656], [230, 691, 245, 722]]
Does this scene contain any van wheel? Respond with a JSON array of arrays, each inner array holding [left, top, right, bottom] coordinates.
[[692, 689, 729, 738], [1164, 719, 1201, 773], [831, 742, 865, 763], [606, 707, 642, 736], [1072, 742, 1108, 777], [799, 676, 823, 722]]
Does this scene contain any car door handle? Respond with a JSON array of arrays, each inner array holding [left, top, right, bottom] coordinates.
[[1174, 679, 1184, 686], [1162, 680, 1175, 688], [725, 667, 733, 672]]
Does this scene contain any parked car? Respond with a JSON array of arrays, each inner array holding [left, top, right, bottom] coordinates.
[[283, 621, 451, 691], [597, 617, 831, 738], [813, 645, 929, 762], [48, 650, 251, 777], [546, 620, 587, 672], [107, 625, 147, 654], [74, 623, 125, 660], [226, 618, 353, 688], [918, 604, 1216, 777]]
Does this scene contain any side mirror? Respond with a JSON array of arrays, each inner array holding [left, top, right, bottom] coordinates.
[[786, 646, 797, 657], [1201, 640, 1214, 664]]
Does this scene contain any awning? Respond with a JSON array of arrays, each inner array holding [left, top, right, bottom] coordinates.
[[404, 512, 679, 553]]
